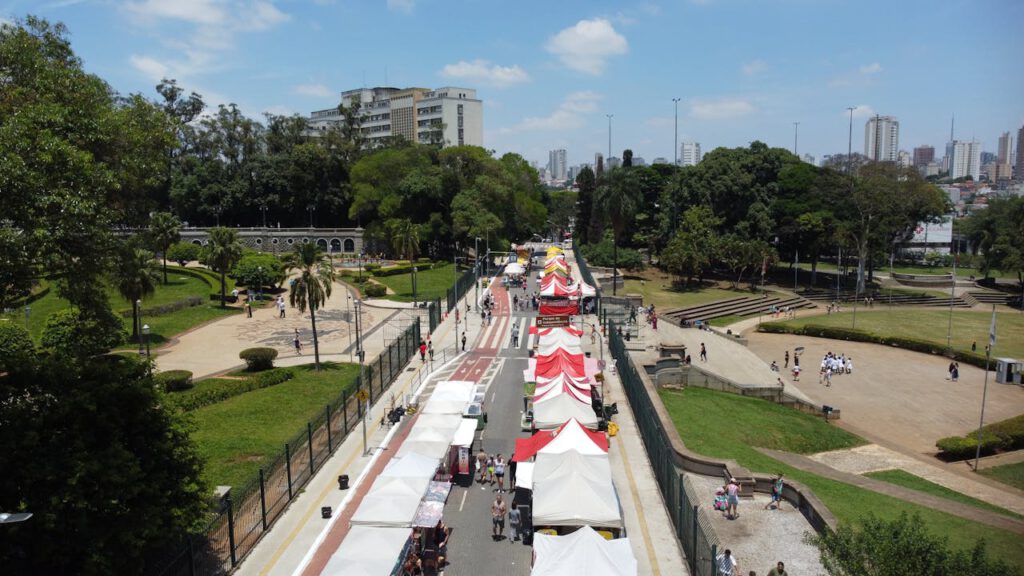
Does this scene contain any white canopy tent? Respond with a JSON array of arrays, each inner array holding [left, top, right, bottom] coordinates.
[[532, 451, 622, 528], [538, 418, 608, 456], [505, 262, 525, 275], [514, 461, 535, 490], [422, 380, 475, 414], [350, 475, 431, 527], [533, 390, 597, 430], [531, 526, 637, 576], [451, 418, 478, 448], [380, 452, 440, 479], [321, 525, 410, 576]]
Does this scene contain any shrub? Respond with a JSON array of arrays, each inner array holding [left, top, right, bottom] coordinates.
[[0, 322, 35, 373], [41, 308, 125, 358], [155, 370, 194, 391], [163, 369, 295, 412], [371, 262, 436, 277], [936, 432, 1002, 460], [239, 347, 278, 371], [579, 238, 644, 271], [363, 283, 387, 298], [166, 242, 201, 267], [363, 263, 382, 274], [985, 414, 1024, 451], [231, 252, 285, 289], [118, 296, 204, 319]]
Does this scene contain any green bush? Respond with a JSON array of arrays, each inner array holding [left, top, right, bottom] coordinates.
[[371, 262, 436, 277], [163, 369, 295, 412], [239, 347, 278, 371], [985, 415, 1024, 451], [155, 370, 194, 391], [363, 263, 382, 274], [936, 432, 1002, 460], [41, 308, 125, 358], [0, 322, 35, 373], [363, 283, 387, 298], [231, 252, 285, 289], [579, 238, 644, 271], [166, 242, 201, 267]]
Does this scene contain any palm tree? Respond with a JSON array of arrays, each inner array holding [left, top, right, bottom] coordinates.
[[206, 227, 243, 307], [595, 167, 641, 295], [390, 218, 421, 303], [149, 212, 181, 284], [284, 242, 336, 370], [115, 243, 161, 343]]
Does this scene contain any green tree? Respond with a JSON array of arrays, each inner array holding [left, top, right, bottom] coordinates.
[[284, 243, 336, 370], [575, 166, 597, 244], [0, 322, 34, 375], [0, 354, 208, 574], [231, 251, 286, 292], [148, 212, 181, 284], [40, 307, 125, 359], [205, 227, 243, 307], [595, 167, 641, 295], [166, 241, 201, 267], [389, 218, 422, 302], [661, 206, 720, 284], [115, 243, 161, 342], [717, 234, 775, 289], [806, 512, 1017, 576]]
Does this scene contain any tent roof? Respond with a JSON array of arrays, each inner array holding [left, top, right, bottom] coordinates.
[[532, 526, 637, 576], [381, 452, 441, 479], [533, 393, 599, 430], [534, 376, 591, 403], [506, 262, 525, 275], [524, 356, 601, 382], [513, 418, 608, 462], [422, 382, 474, 414], [532, 451, 622, 528], [451, 418, 477, 448], [322, 526, 410, 576], [350, 475, 431, 527], [535, 349, 585, 379]]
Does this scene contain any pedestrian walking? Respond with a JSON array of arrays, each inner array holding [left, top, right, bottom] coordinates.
[[716, 549, 739, 576], [476, 449, 489, 484], [494, 454, 506, 492], [767, 561, 788, 576], [487, 309, 493, 325], [509, 454, 517, 490], [246, 299, 253, 318], [508, 503, 522, 542], [293, 329, 302, 354], [972, 340, 977, 352], [491, 495, 507, 540], [952, 362, 960, 382], [784, 351, 789, 369], [419, 340, 427, 362], [278, 296, 286, 318], [700, 342, 707, 362], [726, 478, 740, 519], [764, 473, 785, 510], [428, 340, 434, 361], [462, 331, 467, 351], [481, 310, 486, 327], [486, 455, 496, 485]]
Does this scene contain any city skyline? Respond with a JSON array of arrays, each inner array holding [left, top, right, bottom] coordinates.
[[3, 0, 1020, 169]]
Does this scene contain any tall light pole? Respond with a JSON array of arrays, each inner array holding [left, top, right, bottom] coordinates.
[[606, 114, 613, 160], [346, 293, 354, 363], [846, 107, 857, 174], [474, 237, 482, 310], [672, 98, 681, 166], [136, 299, 144, 354], [793, 121, 800, 156]]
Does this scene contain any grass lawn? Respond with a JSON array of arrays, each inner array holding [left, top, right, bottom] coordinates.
[[621, 269, 785, 311], [801, 261, 1015, 280], [979, 461, 1024, 492], [3, 271, 239, 345], [659, 387, 1024, 567], [191, 362, 361, 490], [374, 263, 458, 302], [778, 310, 1024, 358], [864, 469, 1024, 520]]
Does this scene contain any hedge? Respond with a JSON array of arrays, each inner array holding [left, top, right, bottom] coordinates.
[[167, 265, 237, 303], [936, 414, 1024, 459], [758, 322, 990, 368], [118, 295, 204, 319], [363, 283, 387, 298], [239, 347, 278, 371], [154, 370, 194, 391], [163, 368, 295, 412]]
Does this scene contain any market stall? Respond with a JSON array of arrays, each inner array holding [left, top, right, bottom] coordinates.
[[532, 450, 623, 529], [321, 525, 411, 576], [531, 526, 637, 576]]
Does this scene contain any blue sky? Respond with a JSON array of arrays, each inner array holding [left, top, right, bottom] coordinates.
[[3, 0, 1022, 168]]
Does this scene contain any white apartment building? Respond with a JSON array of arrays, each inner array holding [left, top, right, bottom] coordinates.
[[308, 86, 482, 148], [949, 140, 982, 180], [548, 149, 568, 181], [864, 116, 899, 162], [680, 142, 702, 166]]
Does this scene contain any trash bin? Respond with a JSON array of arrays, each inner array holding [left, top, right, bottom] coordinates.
[[321, 506, 332, 519], [338, 474, 349, 490]]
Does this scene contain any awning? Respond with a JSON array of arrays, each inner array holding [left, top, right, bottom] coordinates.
[[533, 393, 599, 430], [513, 418, 608, 461], [422, 380, 475, 414], [505, 262, 525, 275], [321, 526, 410, 576], [350, 475, 431, 527], [451, 418, 478, 448], [515, 461, 535, 490], [532, 451, 622, 528], [412, 500, 445, 528], [532, 526, 637, 576]]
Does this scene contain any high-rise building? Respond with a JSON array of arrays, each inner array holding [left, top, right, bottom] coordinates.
[[308, 86, 482, 148], [633, 157, 647, 166], [548, 149, 567, 181], [913, 145, 935, 168], [998, 132, 1012, 163], [594, 153, 604, 171], [949, 140, 982, 180], [864, 115, 899, 162], [1017, 125, 1024, 181], [897, 150, 912, 168], [606, 157, 622, 170], [802, 154, 816, 165], [680, 142, 702, 166]]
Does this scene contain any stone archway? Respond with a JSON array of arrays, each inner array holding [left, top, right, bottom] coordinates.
[[344, 238, 355, 253], [330, 239, 342, 253], [316, 238, 328, 250]]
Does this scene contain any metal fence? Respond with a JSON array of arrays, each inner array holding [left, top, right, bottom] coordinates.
[[607, 319, 720, 576], [445, 267, 477, 313], [151, 321, 422, 576], [572, 236, 601, 310]]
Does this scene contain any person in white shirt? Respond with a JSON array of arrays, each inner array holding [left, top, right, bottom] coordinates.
[[716, 549, 738, 576]]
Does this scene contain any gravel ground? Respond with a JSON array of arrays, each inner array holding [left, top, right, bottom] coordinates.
[[687, 473, 825, 576]]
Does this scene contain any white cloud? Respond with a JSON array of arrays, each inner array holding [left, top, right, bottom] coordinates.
[[545, 18, 628, 75], [129, 55, 170, 81], [387, 0, 415, 14], [125, 0, 226, 25], [238, 1, 289, 31], [847, 105, 876, 119], [263, 104, 294, 116], [293, 83, 334, 98], [689, 98, 754, 120], [439, 59, 530, 88], [644, 116, 674, 128], [859, 62, 882, 74], [501, 91, 602, 134], [742, 59, 768, 76]]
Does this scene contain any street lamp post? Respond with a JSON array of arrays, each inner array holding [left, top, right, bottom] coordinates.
[[793, 121, 800, 155], [260, 205, 268, 229], [606, 114, 613, 160], [136, 299, 144, 354], [257, 265, 264, 301], [23, 305, 30, 332], [672, 98, 681, 166], [142, 324, 151, 357], [307, 205, 316, 228], [846, 106, 857, 175], [346, 294, 354, 363], [474, 237, 482, 310], [947, 238, 958, 350]]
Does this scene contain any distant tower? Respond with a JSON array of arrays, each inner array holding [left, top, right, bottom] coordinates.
[[680, 142, 702, 166], [864, 115, 899, 162]]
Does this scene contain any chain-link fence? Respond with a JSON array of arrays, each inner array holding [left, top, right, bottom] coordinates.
[[150, 321, 421, 576], [607, 319, 720, 576]]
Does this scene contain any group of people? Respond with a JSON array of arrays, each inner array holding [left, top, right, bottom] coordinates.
[[418, 339, 434, 363], [819, 351, 853, 387], [401, 520, 450, 575], [473, 449, 527, 542], [947, 361, 961, 382], [767, 304, 796, 320], [511, 291, 540, 312], [716, 550, 790, 576]]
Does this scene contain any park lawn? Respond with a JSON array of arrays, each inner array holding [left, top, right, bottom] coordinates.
[[979, 461, 1024, 492], [191, 362, 361, 490], [778, 309, 1024, 358], [374, 263, 458, 302], [864, 469, 1024, 520], [621, 278, 775, 311], [802, 261, 1017, 281], [659, 387, 1024, 567]]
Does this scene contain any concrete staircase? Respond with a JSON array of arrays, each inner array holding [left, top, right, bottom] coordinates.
[[662, 294, 816, 324], [799, 288, 971, 308]]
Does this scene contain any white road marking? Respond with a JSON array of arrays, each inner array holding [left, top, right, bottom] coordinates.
[[458, 489, 468, 512]]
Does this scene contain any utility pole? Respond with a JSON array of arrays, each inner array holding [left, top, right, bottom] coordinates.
[[846, 107, 857, 174], [606, 114, 613, 160], [793, 121, 800, 156], [672, 98, 681, 166]]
